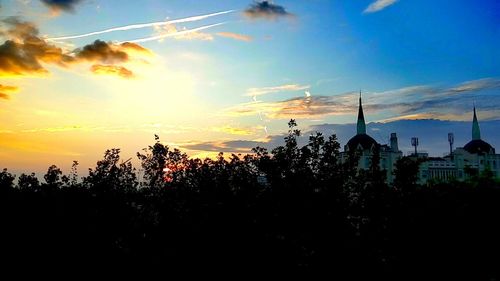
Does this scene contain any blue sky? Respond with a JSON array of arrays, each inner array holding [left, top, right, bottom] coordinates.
[[0, 0, 499, 173]]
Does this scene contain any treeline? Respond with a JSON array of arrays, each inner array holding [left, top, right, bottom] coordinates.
[[0, 120, 499, 279]]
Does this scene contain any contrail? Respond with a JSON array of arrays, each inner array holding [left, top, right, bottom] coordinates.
[[46, 10, 235, 41], [118, 22, 225, 44]]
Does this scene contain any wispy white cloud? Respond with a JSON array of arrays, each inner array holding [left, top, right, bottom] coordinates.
[[225, 78, 500, 121], [119, 23, 225, 44], [245, 84, 310, 97], [153, 23, 215, 42], [46, 10, 234, 41], [363, 0, 398, 14]]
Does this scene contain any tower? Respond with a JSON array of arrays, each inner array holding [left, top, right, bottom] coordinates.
[[390, 133, 399, 152], [472, 106, 481, 140], [448, 133, 454, 156], [463, 106, 494, 154], [357, 91, 366, 135]]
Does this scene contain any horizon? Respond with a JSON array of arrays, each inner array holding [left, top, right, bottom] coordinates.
[[1, 0, 499, 175]]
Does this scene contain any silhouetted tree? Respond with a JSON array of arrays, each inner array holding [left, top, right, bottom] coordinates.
[[137, 135, 169, 189], [393, 156, 422, 191], [1, 120, 499, 279], [43, 165, 63, 189], [367, 145, 386, 186], [17, 173, 40, 191], [84, 148, 138, 192], [0, 168, 15, 190]]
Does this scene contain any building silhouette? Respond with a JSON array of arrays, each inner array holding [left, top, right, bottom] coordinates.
[[340, 94, 402, 182], [341, 95, 500, 183], [417, 106, 500, 183]]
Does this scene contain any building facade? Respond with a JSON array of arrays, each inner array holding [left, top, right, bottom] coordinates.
[[418, 107, 500, 183], [340, 97, 499, 184], [340, 95, 402, 183]]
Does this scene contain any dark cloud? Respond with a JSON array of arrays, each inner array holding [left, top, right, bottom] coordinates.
[[0, 18, 152, 79], [182, 140, 268, 153], [40, 0, 84, 13], [310, 119, 500, 156], [243, 1, 293, 20], [74, 40, 129, 64], [0, 17, 74, 76], [183, 118, 500, 158], [90, 64, 134, 79], [0, 40, 47, 76], [2, 16, 39, 40]]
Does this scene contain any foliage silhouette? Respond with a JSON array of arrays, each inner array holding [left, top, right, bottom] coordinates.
[[0, 120, 499, 279]]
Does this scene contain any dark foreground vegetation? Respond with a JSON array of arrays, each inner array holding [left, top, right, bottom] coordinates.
[[1, 121, 499, 279]]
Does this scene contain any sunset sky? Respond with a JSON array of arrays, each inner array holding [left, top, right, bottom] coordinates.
[[1, 0, 499, 174]]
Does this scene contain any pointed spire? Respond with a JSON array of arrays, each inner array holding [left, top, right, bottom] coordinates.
[[357, 90, 366, 135], [472, 105, 481, 140]]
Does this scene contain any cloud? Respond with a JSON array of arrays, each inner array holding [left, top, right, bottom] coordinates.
[[225, 78, 500, 121], [0, 84, 19, 99], [153, 24, 214, 42], [0, 17, 75, 77], [364, 0, 398, 13], [310, 119, 500, 156], [228, 94, 360, 119], [243, 1, 293, 20], [179, 117, 500, 158], [123, 22, 224, 44], [90, 64, 134, 79], [72, 40, 151, 77], [211, 125, 258, 136], [182, 139, 268, 153], [40, 0, 84, 14], [119, 42, 153, 55], [245, 84, 310, 97], [216, 32, 253, 42], [0, 18, 153, 79], [46, 10, 234, 41], [448, 78, 500, 93], [74, 40, 129, 63]]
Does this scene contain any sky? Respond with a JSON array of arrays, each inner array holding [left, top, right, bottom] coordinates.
[[0, 0, 499, 175]]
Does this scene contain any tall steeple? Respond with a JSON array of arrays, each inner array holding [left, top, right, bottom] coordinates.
[[357, 91, 366, 135], [472, 105, 481, 140]]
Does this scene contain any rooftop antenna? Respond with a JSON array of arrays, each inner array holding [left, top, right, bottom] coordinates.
[[448, 133, 454, 157], [411, 137, 419, 156]]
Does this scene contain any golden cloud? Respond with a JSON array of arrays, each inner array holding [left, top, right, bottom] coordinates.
[[211, 125, 256, 136], [0, 84, 19, 100], [0, 18, 75, 76], [226, 95, 355, 119], [0, 17, 153, 79], [90, 64, 135, 79], [216, 32, 253, 42]]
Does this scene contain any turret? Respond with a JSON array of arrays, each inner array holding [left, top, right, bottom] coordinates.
[[357, 92, 366, 135], [463, 106, 495, 154], [472, 106, 481, 140]]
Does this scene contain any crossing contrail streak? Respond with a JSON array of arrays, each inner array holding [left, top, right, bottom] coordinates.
[[118, 22, 225, 43], [46, 10, 235, 41]]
